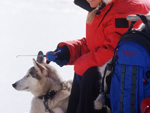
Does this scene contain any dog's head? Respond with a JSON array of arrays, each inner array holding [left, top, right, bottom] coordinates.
[[12, 51, 62, 96]]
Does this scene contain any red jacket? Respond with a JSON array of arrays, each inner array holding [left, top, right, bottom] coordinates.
[[58, 0, 150, 76]]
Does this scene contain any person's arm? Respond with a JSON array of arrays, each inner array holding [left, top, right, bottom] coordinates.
[[74, 32, 121, 76], [57, 38, 90, 65], [74, 14, 130, 75]]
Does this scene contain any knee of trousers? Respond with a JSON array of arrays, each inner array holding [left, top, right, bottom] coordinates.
[[82, 66, 102, 82]]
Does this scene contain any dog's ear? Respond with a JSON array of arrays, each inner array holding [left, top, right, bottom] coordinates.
[[37, 51, 44, 63], [33, 59, 47, 75]]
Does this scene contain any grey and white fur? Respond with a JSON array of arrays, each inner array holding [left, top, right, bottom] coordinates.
[[12, 51, 72, 113]]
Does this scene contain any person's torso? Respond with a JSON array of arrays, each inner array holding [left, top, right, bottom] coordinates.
[[86, 0, 150, 50]]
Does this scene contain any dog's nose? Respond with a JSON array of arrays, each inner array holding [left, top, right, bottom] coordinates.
[[12, 83, 17, 88]]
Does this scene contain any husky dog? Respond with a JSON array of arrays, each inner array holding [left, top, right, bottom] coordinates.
[[12, 51, 72, 113]]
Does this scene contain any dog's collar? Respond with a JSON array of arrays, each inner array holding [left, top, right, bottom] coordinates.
[[38, 82, 70, 113], [38, 90, 57, 113], [38, 90, 57, 100]]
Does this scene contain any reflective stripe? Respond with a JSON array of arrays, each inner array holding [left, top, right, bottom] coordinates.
[[119, 65, 126, 113], [130, 66, 137, 113]]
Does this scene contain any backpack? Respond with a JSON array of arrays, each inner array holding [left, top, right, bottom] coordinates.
[[108, 14, 150, 113]]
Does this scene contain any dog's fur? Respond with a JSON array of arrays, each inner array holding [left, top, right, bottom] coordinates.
[[12, 51, 72, 113]]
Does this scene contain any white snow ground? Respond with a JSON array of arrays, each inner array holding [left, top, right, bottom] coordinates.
[[0, 0, 87, 113]]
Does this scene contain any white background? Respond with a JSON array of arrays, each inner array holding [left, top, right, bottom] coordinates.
[[0, 0, 87, 112]]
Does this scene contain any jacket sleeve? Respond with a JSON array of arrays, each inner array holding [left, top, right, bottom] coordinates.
[[57, 38, 90, 65], [74, 32, 121, 75]]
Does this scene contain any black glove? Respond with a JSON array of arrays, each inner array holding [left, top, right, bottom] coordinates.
[[46, 46, 70, 67]]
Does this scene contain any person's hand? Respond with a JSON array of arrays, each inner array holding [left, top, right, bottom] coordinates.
[[45, 51, 58, 64], [45, 46, 70, 67]]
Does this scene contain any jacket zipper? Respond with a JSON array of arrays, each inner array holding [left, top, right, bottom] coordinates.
[[98, 3, 113, 27]]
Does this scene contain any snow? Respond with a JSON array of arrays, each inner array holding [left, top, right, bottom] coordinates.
[[0, 0, 87, 113]]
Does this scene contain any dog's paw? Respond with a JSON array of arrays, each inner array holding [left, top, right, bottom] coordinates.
[[94, 94, 105, 110]]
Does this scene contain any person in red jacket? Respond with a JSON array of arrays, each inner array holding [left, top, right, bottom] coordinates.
[[45, 0, 150, 113]]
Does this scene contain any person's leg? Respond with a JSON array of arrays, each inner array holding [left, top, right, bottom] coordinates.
[[66, 74, 80, 113], [77, 66, 107, 113]]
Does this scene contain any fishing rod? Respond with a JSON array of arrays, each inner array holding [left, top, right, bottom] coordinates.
[[16, 51, 58, 62]]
